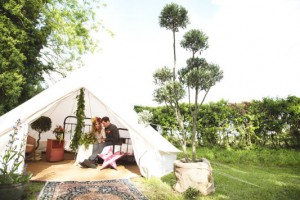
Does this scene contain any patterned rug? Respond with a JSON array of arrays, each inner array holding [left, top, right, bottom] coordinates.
[[38, 179, 148, 200]]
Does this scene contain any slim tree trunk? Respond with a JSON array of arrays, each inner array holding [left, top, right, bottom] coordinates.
[[35, 131, 42, 150], [192, 89, 210, 161], [173, 104, 188, 161], [173, 30, 176, 81], [191, 96, 198, 161]]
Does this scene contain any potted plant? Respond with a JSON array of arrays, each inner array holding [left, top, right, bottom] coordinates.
[[30, 116, 52, 150], [53, 125, 65, 142], [0, 119, 32, 200], [153, 3, 223, 195]]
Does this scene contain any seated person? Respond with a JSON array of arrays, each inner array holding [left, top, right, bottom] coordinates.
[[101, 116, 120, 147], [79, 117, 105, 168]]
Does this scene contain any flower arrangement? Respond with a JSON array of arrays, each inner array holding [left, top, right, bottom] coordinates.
[[53, 125, 65, 142], [91, 117, 101, 124], [0, 119, 32, 184], [79, 132, 96, 149]]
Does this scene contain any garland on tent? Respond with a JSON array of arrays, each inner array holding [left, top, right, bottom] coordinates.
[[70, 88, 85, 151]]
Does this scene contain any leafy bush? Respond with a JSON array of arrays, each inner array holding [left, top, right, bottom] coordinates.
[[183, 187, 200, 199], [196, 146, 300, 167], [0, 120, 32, 184]]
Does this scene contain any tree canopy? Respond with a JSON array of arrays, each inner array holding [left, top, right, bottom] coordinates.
[[0, 0, 104, 115], [159, 2, 189, 80]]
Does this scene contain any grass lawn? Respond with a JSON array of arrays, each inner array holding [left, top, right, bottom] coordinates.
[[132, 162, 300, 200], [23, 147, 300, 200], [208, 162, 300, 200]]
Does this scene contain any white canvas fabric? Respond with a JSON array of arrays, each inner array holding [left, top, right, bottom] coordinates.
[[0, 67, 180, 179]]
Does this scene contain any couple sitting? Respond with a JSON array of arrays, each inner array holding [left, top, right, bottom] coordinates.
[[79, 116, 120, 168]]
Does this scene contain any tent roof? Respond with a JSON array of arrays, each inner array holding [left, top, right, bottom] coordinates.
[[0, 67, 180, 154], [0, 65, 181, 179]]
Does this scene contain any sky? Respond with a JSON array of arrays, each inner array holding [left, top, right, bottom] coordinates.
[[81, 0, 300, 108]]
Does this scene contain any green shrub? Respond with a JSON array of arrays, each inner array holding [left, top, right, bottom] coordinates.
[[194, 146, 300, 167], [183, 187, 200, 199]]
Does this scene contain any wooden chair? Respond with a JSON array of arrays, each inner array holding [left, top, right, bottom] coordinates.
[[25, 135, 36, 160]]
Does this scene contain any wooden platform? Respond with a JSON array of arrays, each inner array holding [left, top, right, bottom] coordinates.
[[26, 151, 141, 182]]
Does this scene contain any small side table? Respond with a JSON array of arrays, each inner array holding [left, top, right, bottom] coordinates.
[[46, 139, 64, 162]]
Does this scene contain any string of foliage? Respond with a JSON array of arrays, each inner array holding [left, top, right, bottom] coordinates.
[[70, 88, 85, 151]]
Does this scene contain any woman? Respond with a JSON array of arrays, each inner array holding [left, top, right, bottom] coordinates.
[[79, 117, 106, 168], [92, 117, 105, 144]]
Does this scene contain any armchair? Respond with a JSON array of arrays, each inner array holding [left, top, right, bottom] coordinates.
[[25, 135, 36, 160]]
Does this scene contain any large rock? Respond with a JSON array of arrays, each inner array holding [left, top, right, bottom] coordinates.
[[173, 158, 215, 195]]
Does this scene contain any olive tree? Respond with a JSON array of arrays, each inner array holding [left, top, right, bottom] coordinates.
[[179, 29, 223, 160], [157, 3, 190, 161], [179, 58, 223, 160], [155, 4, 224, 162], [180, 29, 209, 106], [153, 67, 189, 160], [180, 29, 209, 58], [159, 2, 189, 80]]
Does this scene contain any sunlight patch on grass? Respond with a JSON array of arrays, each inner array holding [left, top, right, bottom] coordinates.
[[214, 170, 262, 188], [216, 194, 230, 199], [273, 180, 287, 186], [211, 161, 248, 174]]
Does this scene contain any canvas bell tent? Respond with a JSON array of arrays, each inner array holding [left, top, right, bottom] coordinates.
[[0, 68, 180, 178]]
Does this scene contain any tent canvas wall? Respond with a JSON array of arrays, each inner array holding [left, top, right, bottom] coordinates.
[[0, 68, 180, 178]]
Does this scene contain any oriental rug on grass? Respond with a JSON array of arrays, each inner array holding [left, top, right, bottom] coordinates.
[[38, 179, 148, 200]]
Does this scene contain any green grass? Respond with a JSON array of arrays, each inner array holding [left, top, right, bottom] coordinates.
[[133, 164, 300, 200], [134, 147, 300, 200], [211, 163, 300, 200], [22, 181, 45, 200], [24, 147, 300, 200]]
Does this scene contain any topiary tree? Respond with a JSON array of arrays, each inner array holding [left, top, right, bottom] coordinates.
[[156, 3, 190, 161], [31, 116, 52, 150], [159, 2, 190, 80], [155, 4, 223, 163], [179, 57, 223, 160]]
